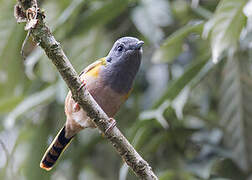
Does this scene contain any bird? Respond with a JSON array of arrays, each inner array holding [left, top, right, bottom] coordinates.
[[40, 37, 144, 171]]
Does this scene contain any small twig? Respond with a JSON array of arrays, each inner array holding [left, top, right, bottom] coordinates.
[[0, 139, 9, 163], [14, 0, 158, 179], [21, 30, 31, 60]]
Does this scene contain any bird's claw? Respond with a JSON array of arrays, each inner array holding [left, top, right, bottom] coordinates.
[[73, 103, 80, 112], [105, 118, 116, 134], [74, 80, 86, 112], [77, 80, 86, 91]]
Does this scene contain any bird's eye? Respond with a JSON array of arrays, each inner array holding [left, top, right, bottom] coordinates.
[[107, 57, 112, 62], [117, 45, 123, 52]]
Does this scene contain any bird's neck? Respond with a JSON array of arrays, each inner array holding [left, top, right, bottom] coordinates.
[[102, 60, 140, 94]]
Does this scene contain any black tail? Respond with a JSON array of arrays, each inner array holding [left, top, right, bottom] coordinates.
[[40, 126, 73, 171]]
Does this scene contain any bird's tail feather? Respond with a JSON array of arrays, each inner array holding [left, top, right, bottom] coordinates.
[[40, 126, 73, 171]]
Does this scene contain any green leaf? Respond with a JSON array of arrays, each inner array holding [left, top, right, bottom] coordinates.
[[152, 21, 204, 63], [153, 52, 210, 108], [219, 53, 252, 171], [203, 0, 247, 63]]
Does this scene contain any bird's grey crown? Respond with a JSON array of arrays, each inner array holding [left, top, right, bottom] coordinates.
[[117, 37, 141, 46]]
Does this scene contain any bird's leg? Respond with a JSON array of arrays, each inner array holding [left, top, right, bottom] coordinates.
[[77, 79, 87, 91], [74, 80, 86, 112], [105, 118, 116, 134]]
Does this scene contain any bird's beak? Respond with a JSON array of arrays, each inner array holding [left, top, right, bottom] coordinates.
[[134, 41, 144, 50]]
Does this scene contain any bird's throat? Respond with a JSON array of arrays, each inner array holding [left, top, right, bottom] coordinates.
[[101, 60, 140, 94]]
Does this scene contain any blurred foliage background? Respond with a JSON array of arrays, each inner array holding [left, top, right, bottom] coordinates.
[[1, 0, 252, 179]]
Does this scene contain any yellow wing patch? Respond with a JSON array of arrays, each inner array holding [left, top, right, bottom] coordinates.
[[80, 57, 107, 78], [85, 63, 104, 78]]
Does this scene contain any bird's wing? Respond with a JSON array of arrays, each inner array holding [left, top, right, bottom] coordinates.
[[79, 57, 107, 77]]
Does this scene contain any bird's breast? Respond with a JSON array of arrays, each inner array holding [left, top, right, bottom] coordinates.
[[82, 72, 127, 117]]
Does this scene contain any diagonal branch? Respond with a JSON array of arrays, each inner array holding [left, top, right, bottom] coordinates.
[[14, 0, 158, 179]]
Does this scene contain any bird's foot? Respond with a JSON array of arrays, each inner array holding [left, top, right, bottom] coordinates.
[[105, 118, 116, 134], [77, 79, 86, 91], [74, 80, 86, 112], [73, 103, 80, 112]]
